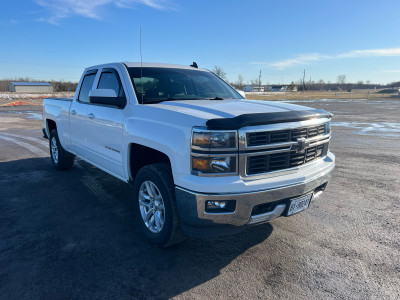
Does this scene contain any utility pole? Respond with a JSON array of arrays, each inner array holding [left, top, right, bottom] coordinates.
[[302, 69, 306, 92], [259, 70, 262, 91]]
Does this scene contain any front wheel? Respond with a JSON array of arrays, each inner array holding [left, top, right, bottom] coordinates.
[[133, 163, 184, 247], [49, 129, 75, 170]]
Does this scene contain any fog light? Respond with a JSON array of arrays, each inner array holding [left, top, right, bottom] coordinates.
[[207, 201, 227, 208], [205, 200, 236, 213]]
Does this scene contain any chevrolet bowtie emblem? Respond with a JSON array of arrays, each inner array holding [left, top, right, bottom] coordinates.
[[292, 138, 310, 153]]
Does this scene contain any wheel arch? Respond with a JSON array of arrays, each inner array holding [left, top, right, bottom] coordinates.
[[46, 119, 57, 135], [128, 143, 173, 183]]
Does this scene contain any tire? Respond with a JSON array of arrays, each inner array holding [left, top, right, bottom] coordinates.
[[49, 129, 75, 170], [133, 163, 185, 247]]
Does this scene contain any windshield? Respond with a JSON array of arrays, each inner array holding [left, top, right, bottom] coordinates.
[[127, 67, 243, 104]]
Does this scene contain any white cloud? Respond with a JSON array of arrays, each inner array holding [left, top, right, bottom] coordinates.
[[266, 53, 328, 70], [266, 47, 400, 70], [337, 48, 400, 58], [36, 0, 173, 24], [381, 70, 400, 73]]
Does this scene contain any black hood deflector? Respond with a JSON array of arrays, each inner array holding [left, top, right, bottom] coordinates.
[[206, 109, 332, 130]]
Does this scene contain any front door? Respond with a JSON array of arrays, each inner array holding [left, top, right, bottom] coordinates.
[[85, 68, 126, 178]]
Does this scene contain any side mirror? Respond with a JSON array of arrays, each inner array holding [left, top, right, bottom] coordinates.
[[89, 89, 126, 108], [237, 90, 246, 98]]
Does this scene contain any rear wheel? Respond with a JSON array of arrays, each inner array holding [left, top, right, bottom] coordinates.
[[49, 129, 75, 170], [133, 163, 184, 247]]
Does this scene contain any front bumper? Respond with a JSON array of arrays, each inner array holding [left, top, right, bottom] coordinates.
[[175, 158, 334, 238]]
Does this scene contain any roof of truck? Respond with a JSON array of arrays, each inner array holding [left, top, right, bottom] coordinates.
[[123, 62, 205, 70], [86, 62, 207, 71]]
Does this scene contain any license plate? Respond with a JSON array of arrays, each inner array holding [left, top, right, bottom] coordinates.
[[286, 194, 312, 216]]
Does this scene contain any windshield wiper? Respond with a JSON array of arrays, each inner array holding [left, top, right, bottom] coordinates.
[[206, 97, 224, 100]]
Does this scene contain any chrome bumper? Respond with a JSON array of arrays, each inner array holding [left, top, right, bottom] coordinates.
[[175, 162, 334, 231], [247, 204, 287, 225]]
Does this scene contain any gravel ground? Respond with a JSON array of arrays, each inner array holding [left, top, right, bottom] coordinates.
[[0, 99, 399, 299]]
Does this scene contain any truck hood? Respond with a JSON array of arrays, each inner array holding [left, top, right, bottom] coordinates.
[[152, 99, 311, 120]]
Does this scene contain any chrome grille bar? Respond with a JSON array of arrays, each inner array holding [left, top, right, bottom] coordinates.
[[238, 118, 331, 178]]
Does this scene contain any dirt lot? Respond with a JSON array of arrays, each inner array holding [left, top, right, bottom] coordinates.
[[0, 99, 399, 299], [246, 90, 398, 101]]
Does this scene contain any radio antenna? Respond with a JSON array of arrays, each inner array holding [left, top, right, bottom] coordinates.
[[140, 26, 144, 104]]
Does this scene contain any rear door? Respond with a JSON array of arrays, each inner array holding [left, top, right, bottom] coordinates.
[[85, 67, 126, 178], [69, 69, 97, 157]]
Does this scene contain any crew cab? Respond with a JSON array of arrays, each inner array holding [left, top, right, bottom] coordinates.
[[42, 62, 335, 247]]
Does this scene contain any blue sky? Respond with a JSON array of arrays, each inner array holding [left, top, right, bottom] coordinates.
[[1, 0, 400, 84]]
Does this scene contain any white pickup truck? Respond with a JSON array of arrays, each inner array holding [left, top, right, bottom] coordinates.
[[42, 62, 335, 247]]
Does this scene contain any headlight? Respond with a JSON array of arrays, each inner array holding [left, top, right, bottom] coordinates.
[[326, 122, 331, 134], [192, 129, 237, 149], [191, 127, 238, 176], [192, 156, 237, 174]]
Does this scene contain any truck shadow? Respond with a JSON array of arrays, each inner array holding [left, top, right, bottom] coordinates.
[[0, 157, 273, 299]]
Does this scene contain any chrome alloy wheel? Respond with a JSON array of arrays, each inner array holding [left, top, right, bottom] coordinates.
[[51, 137, 59, 164], [139, 181, 165, 233]]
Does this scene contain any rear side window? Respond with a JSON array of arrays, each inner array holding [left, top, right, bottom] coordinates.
[[98, 70, 125, 97], [78, 72, 96, 103]]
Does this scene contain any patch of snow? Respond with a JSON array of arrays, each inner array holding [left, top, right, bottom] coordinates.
[[0, 111, 43, 120], [26, 112, 43, 120], [245, 92, 288, 95], [332, 122, 400, 137], [0, 92, 74, 100]]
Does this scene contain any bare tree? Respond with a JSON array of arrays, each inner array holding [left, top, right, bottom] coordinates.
[[212, 66, 227, 80], [234, 74, 245, 90], [318, 79, 325, 90], [295, 79, 303, 91], [337, 75, 346, 85]]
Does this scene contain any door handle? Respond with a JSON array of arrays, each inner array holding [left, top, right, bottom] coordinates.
[[87, 113, 95, 119], [71, 110, 77, 115]]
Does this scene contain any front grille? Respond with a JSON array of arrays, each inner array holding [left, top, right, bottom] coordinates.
[[246, 144, 325, 175], [247, 124, 326, 147]]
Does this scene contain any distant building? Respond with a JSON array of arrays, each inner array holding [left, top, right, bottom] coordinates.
[[243, 85, 264, 92], [253, 86, 264, 92], [243, 85, 253, 92], [243, 85, 296, 92], [9, 82, 53, 93], [270, 85, 296, 91], [271, 85, 283, 91]]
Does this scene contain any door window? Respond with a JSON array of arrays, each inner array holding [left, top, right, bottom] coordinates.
[[96, 69, 126, 108], [98, 69, 126, 97], [78, 72, 97, 103]]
